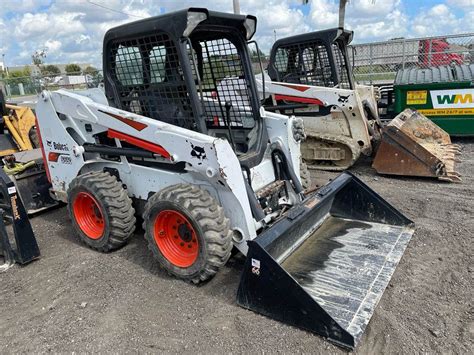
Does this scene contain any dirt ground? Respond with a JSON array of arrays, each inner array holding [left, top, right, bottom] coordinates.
[[1, 139, 473, 354]]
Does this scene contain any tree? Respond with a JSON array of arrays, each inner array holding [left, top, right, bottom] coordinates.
[[82, 66, 103, 88], [83, 65, 99, 76], [251, 48, 265, 58], [5, 67, 32, 85], [65, 63, 82, 75], [32, 49, 47, 66], [41, 64, 61, 76]]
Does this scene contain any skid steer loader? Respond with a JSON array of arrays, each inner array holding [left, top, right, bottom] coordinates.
[[35, 9, 414, 349], [256, 28, 461, 181]]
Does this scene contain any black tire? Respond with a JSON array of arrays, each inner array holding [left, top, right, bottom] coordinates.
[[67, 171, 136, 252], [29, 127, 40, 148], [143, 184, 233, 284], [300, 160, 312, 190]]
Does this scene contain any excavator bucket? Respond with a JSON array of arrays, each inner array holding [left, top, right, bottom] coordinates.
[[373, 109, 461, 182], [237, 172, 414, 349]]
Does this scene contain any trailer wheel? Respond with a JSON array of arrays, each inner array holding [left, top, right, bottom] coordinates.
[[143, 184, 233, 284], [300, 161, 312, 190], [67, 171, 136, 252]]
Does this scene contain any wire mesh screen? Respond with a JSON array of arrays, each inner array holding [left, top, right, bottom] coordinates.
[[189, 37, 255, 129], [109, 33, 196, 130], [332, 44, 351, 89], [273, 41, 335, 87]]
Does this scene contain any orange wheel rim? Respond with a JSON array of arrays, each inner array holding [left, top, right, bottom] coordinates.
[[73, 192, 105, 239], [153, 210, 199, 268]]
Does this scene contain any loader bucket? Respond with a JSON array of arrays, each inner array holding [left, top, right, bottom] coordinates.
[[237, 172, 414, 349], [372, 109, 461, 182]]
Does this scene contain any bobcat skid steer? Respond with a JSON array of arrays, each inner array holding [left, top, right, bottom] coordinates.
[[256, 28, 461, 181], [35, 9, 414, 349]]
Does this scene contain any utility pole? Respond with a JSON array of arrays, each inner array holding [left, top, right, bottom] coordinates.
[[1, 54, 7, 75], [339, 0, 349, 28], [274, 30, 277, 43], [233, 0, 240, 14]]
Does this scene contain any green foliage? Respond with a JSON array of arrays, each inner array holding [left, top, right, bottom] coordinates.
[[41, 64, 61, 77], [83, 65, 99, 76], [65, 63, 82, 75], [4, 67, 32, 85], [83, 66, 103, 87]]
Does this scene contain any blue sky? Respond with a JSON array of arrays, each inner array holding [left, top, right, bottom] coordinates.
[[0, 0, 473, 68]]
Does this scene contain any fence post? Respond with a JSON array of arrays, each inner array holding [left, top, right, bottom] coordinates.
[[369, 44, 373, 85], [18, 83, 25, 96], [402, 39, 406, 70], [427, 39, 432, 67]]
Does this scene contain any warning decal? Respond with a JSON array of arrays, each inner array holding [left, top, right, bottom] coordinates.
[[407, 90, 427, 105]]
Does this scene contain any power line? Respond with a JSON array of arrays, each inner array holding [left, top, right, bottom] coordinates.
[[86, 0, 146, 19]]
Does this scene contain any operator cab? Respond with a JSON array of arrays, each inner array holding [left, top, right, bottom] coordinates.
[[267, 28, 354, 90], [103, 8, 266, 167]]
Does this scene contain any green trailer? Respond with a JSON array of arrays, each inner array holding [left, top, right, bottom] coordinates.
[[392, 64, 474, 136]]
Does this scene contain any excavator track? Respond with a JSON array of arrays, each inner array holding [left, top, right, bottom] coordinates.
[[301, 130, 361, 171]]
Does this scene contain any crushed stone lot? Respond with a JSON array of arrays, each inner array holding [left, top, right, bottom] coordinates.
[[1, 139, 473, 353]]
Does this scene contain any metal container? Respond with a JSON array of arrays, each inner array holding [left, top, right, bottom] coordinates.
[[392, 64, 474, 136]]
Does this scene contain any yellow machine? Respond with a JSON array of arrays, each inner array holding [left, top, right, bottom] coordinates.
[[0, 92, 39, 157]]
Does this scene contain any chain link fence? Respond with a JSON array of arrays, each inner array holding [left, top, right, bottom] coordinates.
[[0, 71, 104, 99], [2, 33, 473, 98], [350, 33, 474, 85]]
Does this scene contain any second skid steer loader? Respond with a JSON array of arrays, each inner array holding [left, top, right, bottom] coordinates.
[[257, 28, 461, 181], [35, 8, 414, 349]]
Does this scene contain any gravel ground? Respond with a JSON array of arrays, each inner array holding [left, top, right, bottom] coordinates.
[[1, 139, 472, 353]]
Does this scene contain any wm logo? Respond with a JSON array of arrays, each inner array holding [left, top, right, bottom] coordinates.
[[437, 93, 473, 105]]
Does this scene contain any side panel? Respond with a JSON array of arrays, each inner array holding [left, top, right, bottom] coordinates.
[[257, 79, 373, 154], [262, 109, 301, 178], [394, 82, 474, 136]]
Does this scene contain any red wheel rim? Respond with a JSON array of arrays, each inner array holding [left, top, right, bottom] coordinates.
[[153, 210, 199, 268], [72, 192, 105, 239]]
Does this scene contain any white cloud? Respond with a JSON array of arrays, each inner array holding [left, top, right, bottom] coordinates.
[[411, 3, 470, 36], [1, 0, 472, 68], [447, 0, 474, 7], [0, 0, 52, 17], [44, 39, 61, 54]]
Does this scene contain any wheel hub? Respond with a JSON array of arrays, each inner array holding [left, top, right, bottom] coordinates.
[[153, 210, 198, 268], [72, 192, 105, 240], [178, 223, 193, 242]]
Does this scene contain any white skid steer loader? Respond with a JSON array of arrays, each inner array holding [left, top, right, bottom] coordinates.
[[256, 28, 461, 181], [35, 8, 414, 349]]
